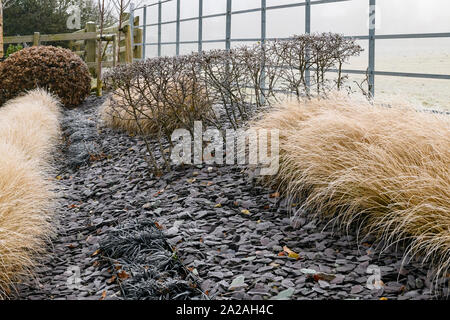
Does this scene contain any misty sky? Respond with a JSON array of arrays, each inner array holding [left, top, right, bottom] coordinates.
[[132, 0, 450, 59]]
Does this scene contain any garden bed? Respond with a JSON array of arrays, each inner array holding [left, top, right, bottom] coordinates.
[[15, 95, 446, 300]]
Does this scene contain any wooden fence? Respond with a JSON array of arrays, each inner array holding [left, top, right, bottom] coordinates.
[[3, 13, 142, 76]]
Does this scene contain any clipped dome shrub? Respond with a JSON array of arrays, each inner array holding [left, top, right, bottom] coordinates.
[[0, 46, 91, 108]]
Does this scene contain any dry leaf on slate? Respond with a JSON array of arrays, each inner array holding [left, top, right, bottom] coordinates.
[[269, 192, 280, 198], [117, 270, 130, 280], [283, 246, 300, 259], [107, 275, 116, 284]]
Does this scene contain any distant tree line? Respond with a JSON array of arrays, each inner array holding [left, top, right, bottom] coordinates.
[[3, 0, 113, 37]]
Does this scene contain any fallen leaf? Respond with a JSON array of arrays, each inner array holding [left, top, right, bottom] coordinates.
[[379, 297, 388, 301], [283, 246, 300, 259], [313, 273, 336, 282], [107, 275, 116, 284], [154, 221, 163, 230], [100, 290, 107, 300], [371, 280, 385, 289], [269, 262, 280, 268], [214, 203, 222, 208], [300, 268, 336, 282], [269, 192, 280, 198], [241, 209, 250, 215], [117, 270, 130, 280]]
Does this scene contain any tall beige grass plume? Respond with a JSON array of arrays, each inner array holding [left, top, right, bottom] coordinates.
[[0, 142, 54, 298], [250, 92, 450, 283], [0, 89, 60, 298], [0, 88, 61, 163]]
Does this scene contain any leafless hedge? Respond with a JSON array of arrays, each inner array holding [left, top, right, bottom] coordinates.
[[102, 32, 363, 173], [102, 55, 216, 173]]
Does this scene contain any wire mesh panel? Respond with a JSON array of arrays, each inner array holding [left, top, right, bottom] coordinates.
[[132, 0, 450, 98]]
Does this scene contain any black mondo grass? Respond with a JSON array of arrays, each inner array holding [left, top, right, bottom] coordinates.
[[99, 219, 205, 300]]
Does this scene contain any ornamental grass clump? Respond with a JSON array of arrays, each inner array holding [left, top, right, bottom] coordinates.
[[0, 89, 60, 299], [0, 89, 61, 163], [250, 93, 450, 282]]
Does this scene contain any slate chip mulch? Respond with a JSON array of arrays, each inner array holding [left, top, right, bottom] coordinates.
[[15, 95, 448, 300]]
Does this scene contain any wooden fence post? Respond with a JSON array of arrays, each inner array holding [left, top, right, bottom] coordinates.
[[33, 32, 40, 46], [124, 25, 132, 64], [119, 12, 130, 64], [85, 22, 97, 76]]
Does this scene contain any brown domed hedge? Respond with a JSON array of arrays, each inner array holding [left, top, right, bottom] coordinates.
[[0, 46, 91, 108]]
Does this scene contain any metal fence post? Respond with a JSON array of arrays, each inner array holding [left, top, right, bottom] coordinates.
[[158, 1, 162, 56], [198, 0, 203, 52], [261, 0, 266, 47], [369, 0, 376, 97], [261, 0, 267, 104], [176, 0, 180, 55], [225, 0, 232, 51], [129, 2, 135, 61], [305, 0, 311, 90], [143, 5, 147, 60]]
